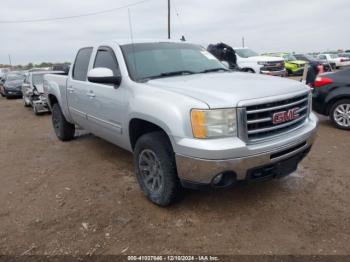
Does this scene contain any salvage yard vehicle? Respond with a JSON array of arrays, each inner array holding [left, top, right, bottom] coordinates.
[[0, 72, 25, 98], [22, 70, 64, 115], [312, 67, 350, 130], [317, 54, 350, 69], [234, 48, 286, 76], [0, 68, 10, 78], [294, 54, 335, 72], [44, 40, 318, 206], [263, 52, 306, 76]]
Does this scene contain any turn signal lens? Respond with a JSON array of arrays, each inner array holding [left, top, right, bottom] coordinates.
[[191, 110, 207, 138]]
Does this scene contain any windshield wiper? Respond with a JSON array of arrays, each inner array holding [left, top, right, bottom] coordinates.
[[142, 70, 196, 81], [199, 68, 229, 73]]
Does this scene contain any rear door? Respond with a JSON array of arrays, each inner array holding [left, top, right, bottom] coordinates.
[[67, 47, 93, 130], [84, 46, 127, 145]]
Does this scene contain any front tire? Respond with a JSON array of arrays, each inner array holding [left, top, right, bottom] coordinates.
[[134, 131, 182, 206], [330, 99, 350, 130], [52, 103, 75, 141]]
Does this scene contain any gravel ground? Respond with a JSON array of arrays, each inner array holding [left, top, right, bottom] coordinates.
[[0, 96, 350, 256]]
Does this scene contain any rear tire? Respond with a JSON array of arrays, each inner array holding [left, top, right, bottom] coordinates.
[[52, 103, 75, 141], [330, 99, 350, 130], [133, 131, 182, 206]]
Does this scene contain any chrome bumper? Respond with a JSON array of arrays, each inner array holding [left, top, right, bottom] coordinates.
[[176, 119, 318, 184]]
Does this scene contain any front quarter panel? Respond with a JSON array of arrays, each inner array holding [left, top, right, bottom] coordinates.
[[125, 82, 209, 152]]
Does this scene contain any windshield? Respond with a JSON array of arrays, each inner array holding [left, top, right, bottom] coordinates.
[[121, 43, 227, 81], [235, 48, 259, 58], [330, 54, 339, 58], [282, 54, 297, 61], [32, 74, 44, 85], [304, 54, 316, 61], [6, 74, 25, 81]]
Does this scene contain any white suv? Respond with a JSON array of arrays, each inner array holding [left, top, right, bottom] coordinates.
[[234, 48, 286, 76]]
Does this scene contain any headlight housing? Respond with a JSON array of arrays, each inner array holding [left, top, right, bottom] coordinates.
[[191, 109, 237, 139]]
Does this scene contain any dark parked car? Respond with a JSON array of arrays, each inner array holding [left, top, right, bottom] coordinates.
[[0, 73, 25, 98], [312, 67, 350, 130], [295, 54, 335, 71]]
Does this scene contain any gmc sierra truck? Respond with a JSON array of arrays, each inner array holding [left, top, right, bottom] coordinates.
[[44, 40, 318, 206]]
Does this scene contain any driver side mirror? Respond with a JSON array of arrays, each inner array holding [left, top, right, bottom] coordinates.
[[87, 68, 122, 87]]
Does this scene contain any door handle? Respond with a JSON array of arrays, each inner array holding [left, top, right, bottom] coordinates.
[[86, 91, 96, 98], [67, 86, 75, 94]]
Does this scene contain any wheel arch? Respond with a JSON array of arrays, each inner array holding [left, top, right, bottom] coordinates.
[[128, 118, 175, 152], [325, 92, 350, 115]]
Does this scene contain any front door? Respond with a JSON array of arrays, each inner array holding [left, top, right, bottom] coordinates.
[[84, 46, 127, 145]]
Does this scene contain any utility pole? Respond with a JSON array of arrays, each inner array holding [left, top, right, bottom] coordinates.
[[242, 37, 245, 48], [168, 0, 171, 39], [8, 54, 12, 67]]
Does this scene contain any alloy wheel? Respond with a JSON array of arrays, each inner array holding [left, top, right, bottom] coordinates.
[[333, 103, 350, 127], [138, 149, 163, 193]]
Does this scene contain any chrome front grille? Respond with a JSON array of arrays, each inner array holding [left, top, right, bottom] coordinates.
[[242, 93, 309, 143]]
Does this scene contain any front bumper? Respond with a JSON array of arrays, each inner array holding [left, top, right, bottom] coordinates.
[[5, 89, 22, 97], [175, 113, 318, 186], [33, 99, 50, 113], [290, 67, 304, 76]]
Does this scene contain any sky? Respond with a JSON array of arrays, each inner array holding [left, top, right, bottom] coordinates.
[[0, 0, 349, 65]]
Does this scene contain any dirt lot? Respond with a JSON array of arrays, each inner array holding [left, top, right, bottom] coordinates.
[[0, 96, 350, 256]]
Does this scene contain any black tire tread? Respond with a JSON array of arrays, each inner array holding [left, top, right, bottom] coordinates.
[[134, 131, 182, 206], [52, 103, 75, 141]]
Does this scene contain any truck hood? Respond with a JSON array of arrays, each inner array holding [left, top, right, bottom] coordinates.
[[288, 60, 306, 65], [145, 72, 309, 108], [243, 56, 283, 62], [5, 80, 23, 88]]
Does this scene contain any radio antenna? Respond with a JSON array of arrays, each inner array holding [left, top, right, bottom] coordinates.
[[128, 8, 138, 77]]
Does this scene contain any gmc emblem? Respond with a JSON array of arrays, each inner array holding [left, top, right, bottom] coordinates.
[[272, 107, 300, 125]]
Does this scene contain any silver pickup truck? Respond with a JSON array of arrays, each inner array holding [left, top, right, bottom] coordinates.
[[44, 39, 318, 206]]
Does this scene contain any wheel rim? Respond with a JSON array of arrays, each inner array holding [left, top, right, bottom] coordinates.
[[334, 103, 350, 127], [52, 109, 61, 135], [138, 149, 163, 193]]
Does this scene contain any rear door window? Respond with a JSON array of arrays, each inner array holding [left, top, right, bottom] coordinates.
[[73, 47, 93, 81]]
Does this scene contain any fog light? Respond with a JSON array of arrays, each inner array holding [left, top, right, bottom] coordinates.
[[212, 173, 223, 185], [211, 171, 237, 189]]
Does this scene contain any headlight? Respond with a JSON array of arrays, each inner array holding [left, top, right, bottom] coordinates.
[[257, 61, 267, 65], [191, 109, 237, 139]]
